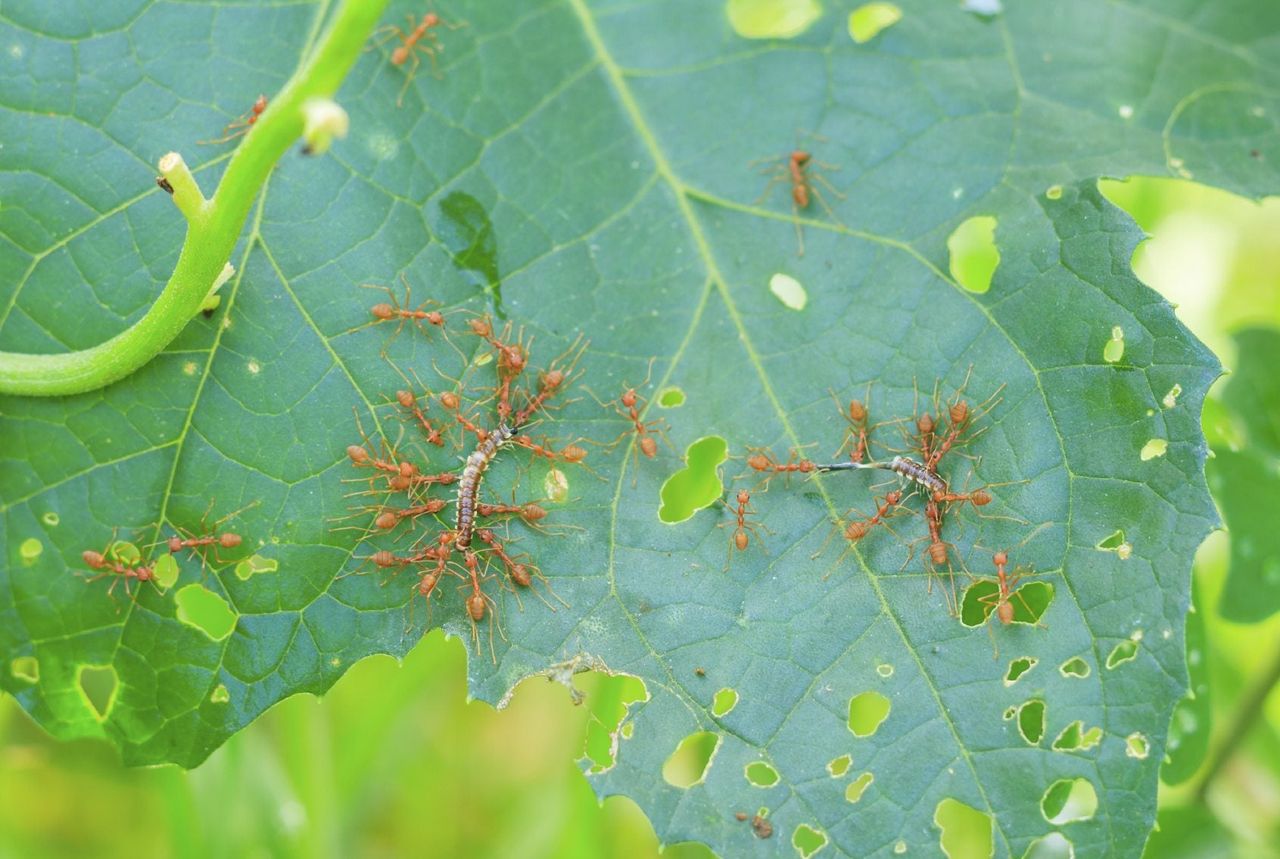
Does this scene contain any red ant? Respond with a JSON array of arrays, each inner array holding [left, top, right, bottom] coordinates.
[[754, 146, 843, 256], [372, 12, 465, 106], [746, 447, 818, 489], [967, 547, 1048, 658], [162, 500, 257, 571], [720, 490, 769, 569], [365, 276, 449, 353], [199, 94, 267, 145], [82, 534, 157, 604]]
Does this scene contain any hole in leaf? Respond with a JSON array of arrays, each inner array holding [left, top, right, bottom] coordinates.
[[827, 754, 852, 777], [580, 671, 648, 774], [1140, 438, 1168, 461], [934, 797, 994, 859], [620, 722, 635, 740], [152, 555, 180, 589], [726, 0, 821, 40], [848, 690, 891, 737], [658, 436, 728, 524], [1017, 700, 1046, 745], [544, 467, 569, 503], [746, 760, 779, 787], [1163, 384, 1182, 409], [1126, 732, 1149, 759], [876, 663, 894, 678], [111, 540, 141, 565], [845, 771, 874, 803], [1023, 833, 1074, 859], [175, 584, 238, 641], [11, 656, 39, 683], [1051, 721, 1102, 752], [210, 684, 230, 704], [1096, 530, 1126, 550], [792, 823, 827, 858], [769, 272, 807, 310], [78, 665, 118, 720], [234, 553, 278, 581], [848, 3, 902, 43], [1044, 185, 1063, 200], [662, 731, 720, 788], [41, 511, 60, 526], [961, 0, 1002, 18], [1103, 325, 1125, 363], [1003, 706, 1017, 721], [1040, 777, 1098, 824], [19, 537, 43, 564], [1106, 640, 1138, 668], [658, 387, 686, 408], [947, 216, 999, 294], [961, 581, 1053, 625], [1004, 657, 1037, 685], [712, 687, 739, 717], [1059, 657, 1090, 678]]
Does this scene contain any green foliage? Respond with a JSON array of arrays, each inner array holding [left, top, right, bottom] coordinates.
[[5, 0, 1273, 855], [1211, 328, 1280, 622]]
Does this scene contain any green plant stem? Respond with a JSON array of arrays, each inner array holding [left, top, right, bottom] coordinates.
[[1194, 631, 1280, 802], [0, 0, 389, 397]]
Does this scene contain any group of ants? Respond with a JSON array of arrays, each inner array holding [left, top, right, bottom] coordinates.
[[82, 11, 1041, 648], [78, 267, 1046, 660]]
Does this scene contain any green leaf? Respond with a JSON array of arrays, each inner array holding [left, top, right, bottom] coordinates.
[[0, 0, 1252, 855], [1210, 328, 1280, 622]]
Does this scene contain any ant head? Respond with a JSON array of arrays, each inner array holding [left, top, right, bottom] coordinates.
[[439, 532, 455, 546], [736, 489, 750, 505], [136, 566, 154, 581], [621, 389, 638, 408], [992, 550, 1008, 567], [427, 311, 445, 326], [371, 303, 395, 320], [423, 12, 440, 26], [848, 399, 867, 422], [792, 150, 811, 164], [426, 498, 448, 514], [347, 444, 370, 464], [476, 528, 494, 542], [466, 592, 486, 621], [886, 490, 902, 505], [252, 94, 268, 112]]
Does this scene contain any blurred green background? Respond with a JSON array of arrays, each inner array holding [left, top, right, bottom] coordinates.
[[2, 177, 1278, 858]]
